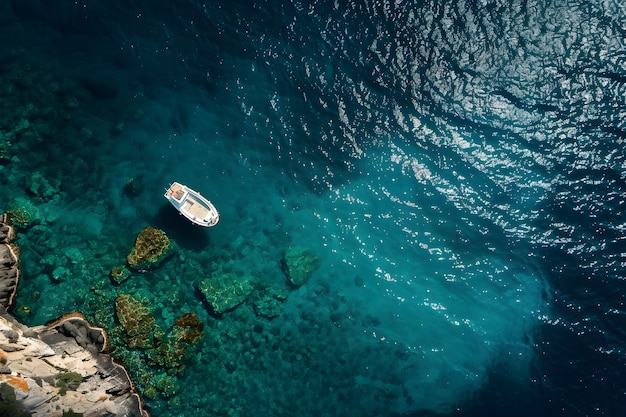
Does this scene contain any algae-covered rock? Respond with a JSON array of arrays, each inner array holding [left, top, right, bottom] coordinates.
[[115, 294, 158, 348], [152, 374, 179, 398], [283, 247, 321, 286], [127, 226, 170, 270], [198, 273, 254, 314], [251, 286, 289, 319], [5, 197, 41, 228], [110, 266, 131, 284], [149, 312, 204, 370], [172, 312, 204, 345]]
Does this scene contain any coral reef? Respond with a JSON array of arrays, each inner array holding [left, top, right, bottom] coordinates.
[[127, 226, 171, 270], [198, 273, 254, 314], [283, 247, 321, 286]]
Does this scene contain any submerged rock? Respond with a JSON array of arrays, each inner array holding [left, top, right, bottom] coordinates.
[[127, 226, 171, 270], [28, 172, 59, 199], [198, 273, 254, 314], [149, 312, 204, 370], [115, 294, 159, 349], [151, 374, 179, 398], [4, 198, 41, 229], [124, 177, 143, 197], [0, 138, 11, 165], [51, 265, 70, 282], [110, 265, 132, 284], [251, 286, 290, 319], [283, 247, 321, 287]]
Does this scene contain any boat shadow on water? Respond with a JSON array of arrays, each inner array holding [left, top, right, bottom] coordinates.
[[153, 204, 211, 251]]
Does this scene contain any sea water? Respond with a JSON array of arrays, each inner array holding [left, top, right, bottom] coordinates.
[[1, 1, 625, 416]]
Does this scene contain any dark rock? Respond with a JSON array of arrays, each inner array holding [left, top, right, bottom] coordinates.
[[0, 214, 19, 310], [282, 247, 321, 287]]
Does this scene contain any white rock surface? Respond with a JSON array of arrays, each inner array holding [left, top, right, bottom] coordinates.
[[0, 312, 149, 417]]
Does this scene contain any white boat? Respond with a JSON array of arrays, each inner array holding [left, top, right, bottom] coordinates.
[[164, 182, 220, 227]]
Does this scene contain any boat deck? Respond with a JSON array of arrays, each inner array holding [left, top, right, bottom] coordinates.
[[165, 182, 219, 227], [183, 195, 211, 218], [166, 183, 185, 201]]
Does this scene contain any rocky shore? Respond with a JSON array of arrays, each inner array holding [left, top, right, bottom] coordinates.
[[0, 213, 19, 309], [0, 214, 149, 417]]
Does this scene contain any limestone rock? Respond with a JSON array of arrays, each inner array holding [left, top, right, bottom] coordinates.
[[283, 247, 321, 287], [0, 214, 19, 309], [198, 273, 254, 314], [0, 381, 30, 417], [127, 226, 171, 270], [0, 311, 149, 417]]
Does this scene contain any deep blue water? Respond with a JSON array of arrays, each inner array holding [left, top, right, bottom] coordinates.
[[1, 0, 625, 416]]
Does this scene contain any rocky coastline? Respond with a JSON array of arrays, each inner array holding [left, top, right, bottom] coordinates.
[[0, 213, 149, 417]]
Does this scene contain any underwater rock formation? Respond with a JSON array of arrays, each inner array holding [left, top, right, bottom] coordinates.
[[28, 172, 59, 200], [4, 199, 40, 229], [0, 137, 10, 166], [110, 309, 205, 400], [150, 312, 204, 370], [251, 286, 289, 319], [115, 294, 159, 349], [198, 273, 254, 314], [283, 247, 321, 287], [0, 214, 19, 309], [0, 311, 149, 417], [110, 265, 132, 284], [127, 226, 171, 270]]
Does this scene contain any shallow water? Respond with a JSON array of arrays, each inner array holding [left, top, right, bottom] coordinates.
[[1, 0, 625, 416]]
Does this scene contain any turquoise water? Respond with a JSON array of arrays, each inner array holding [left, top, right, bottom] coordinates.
[[2, 1, 625, 416]]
